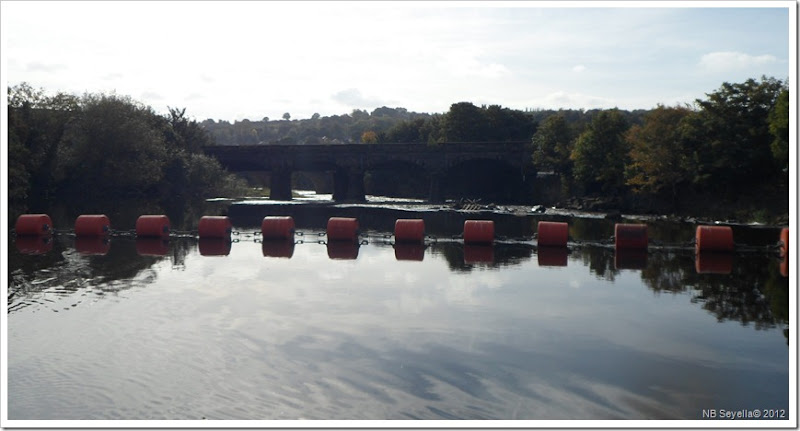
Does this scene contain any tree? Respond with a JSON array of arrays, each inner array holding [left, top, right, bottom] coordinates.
[[385, 117, 427, 143], [768, 88, 789, 173], [624, 105, 693, 203], [570, 109, 630, 194], [532, 113, 574, 175], [690, 76, 786, 191], [443, 102, 489, 142], [485, 104, 536, 141], [55, 94, 168, 198], [8, 83, 80, 206], [360, 130, 378, 144], [282, 112, 291, 121]]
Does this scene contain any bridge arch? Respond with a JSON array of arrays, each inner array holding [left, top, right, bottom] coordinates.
[[364, 160, 431, 200], [443, 158, 529, 203]]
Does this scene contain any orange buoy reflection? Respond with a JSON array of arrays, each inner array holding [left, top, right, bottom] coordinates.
[[327, 241, 359, 260], [136, 237, 170, 256], [537, 246, 568, 267], [695, 252, 733, 274], [262, 239, 295, 258], [15, 235, 53, 255], [464, 244, 494, 264], [198, 237, 232, 256], [615, 249, 648, 270], [394, 243, 425, 261], [75, 236, 110, 255]]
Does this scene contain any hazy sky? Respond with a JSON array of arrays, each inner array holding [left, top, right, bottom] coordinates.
[[1, 1, 793, 122]]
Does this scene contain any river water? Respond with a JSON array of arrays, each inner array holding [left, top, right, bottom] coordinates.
[[6, 200, 791, 422]]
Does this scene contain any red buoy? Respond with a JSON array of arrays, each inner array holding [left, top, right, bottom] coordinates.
[[395, 219, 425, 243], [198, 237, 231, 256], [695, 225, 734, 252], [15, 214, 52, 236], [327, 217, 359, 242], [262, 239, 295, 258], [537, 221, 568, 247], [136, 215, 170, 238], [198, 216, 232, 238], [463, 220, 494, 244], [261, 216, 295, 240], [614, 223, 648, 249], [394, 243, 425, 261], [75, 215, 110, 237], [537, 246, 568, 267], [780, 227, 789, 257]]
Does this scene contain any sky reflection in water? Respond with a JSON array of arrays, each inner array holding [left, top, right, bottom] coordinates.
[[7, 232, 789, 421]]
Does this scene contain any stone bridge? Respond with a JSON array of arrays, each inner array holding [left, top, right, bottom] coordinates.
[[203, 142, 532, 202]]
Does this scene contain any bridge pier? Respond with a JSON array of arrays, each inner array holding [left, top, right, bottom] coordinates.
[[270, 169, 293, 200], [332, 168, 365, 202], [428, 171, 446, 203]]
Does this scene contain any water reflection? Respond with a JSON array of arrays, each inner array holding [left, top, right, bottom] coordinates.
[[463, 244, 494, 264], [695, 252, 733, 274], [135, 237, 170, 256], [537, 246, 568, 267], [198, 237, 232, 256], [74, 236, 111, 256], [327, 241, 360, 260], [614, 249, 648, 270], [262, 238, 295, 258], [394, 243, 425, 261], [8, 219, 789, 420], [10, 233, 788, 335], [15, 235, 54, 255]]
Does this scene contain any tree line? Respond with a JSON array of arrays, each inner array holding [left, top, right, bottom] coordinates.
[[8, 75, 789, 222], [530, 76, 788, 218], [8, 83, 247, 219]]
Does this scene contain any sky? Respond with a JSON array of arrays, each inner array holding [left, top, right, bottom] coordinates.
[[1, 1, 793, 122]]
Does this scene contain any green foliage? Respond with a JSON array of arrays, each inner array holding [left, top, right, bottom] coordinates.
[[570, 109, 630, 194], [689, 76, 786, 191], [55, 93, 168, 198], [768, 88, 789, 172], [625, 105, 693, 201], [7, 83, 247, 212], [443, 102, 490, 142], [442, 102, 535, 142], [532, 113, 574, 175]]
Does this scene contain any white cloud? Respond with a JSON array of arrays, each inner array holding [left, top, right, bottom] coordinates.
[[439, 48, 510, 79], [3, 3, 789, 120], [698, 51, 778, 72], [140, 91, 164, 101], [533, 91, 617, 110], [331, 89, 390, 110], [25, 61, 67, 73]]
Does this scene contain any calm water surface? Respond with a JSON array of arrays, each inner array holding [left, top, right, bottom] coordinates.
[[7, 209, 790, 421]]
